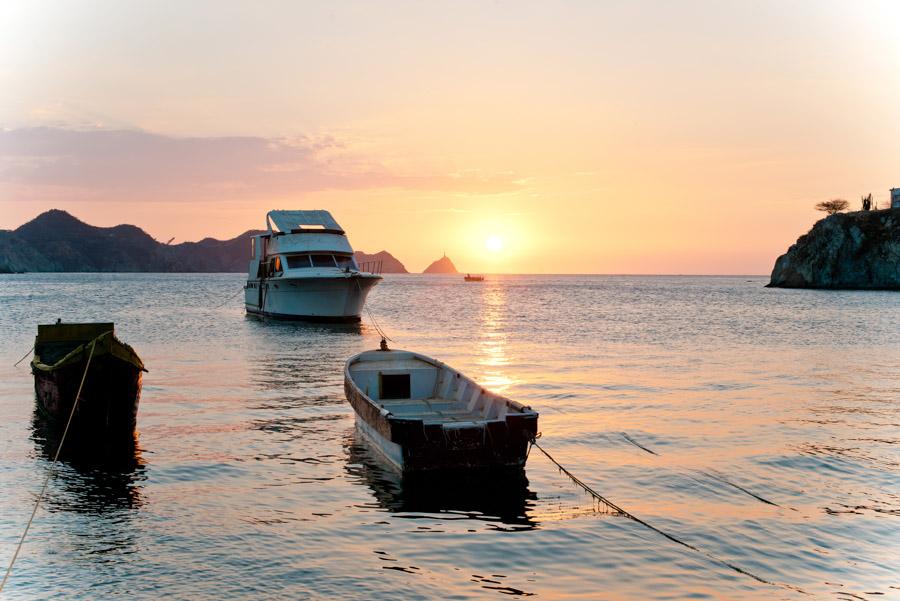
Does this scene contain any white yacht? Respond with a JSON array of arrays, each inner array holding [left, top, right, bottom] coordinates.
[[245, 210, 381, 321]]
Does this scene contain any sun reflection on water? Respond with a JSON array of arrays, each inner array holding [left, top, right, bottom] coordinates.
[[476, 280, 514, 392]]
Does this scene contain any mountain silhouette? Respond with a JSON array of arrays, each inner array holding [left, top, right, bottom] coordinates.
[[422, 253, 458, 274], [0, 210, 260, 272], [0, 210, 412, 274]]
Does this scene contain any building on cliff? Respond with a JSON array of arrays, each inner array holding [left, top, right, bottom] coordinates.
[[891, 188, 900, 209]]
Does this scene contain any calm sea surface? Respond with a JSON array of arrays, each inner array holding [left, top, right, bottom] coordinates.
[[1, 274, 898, 600]]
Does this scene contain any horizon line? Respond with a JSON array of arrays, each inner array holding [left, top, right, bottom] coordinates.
[[1, 271, 771, 277]]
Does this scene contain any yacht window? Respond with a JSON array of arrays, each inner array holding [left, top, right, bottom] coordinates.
[[250, 239, 256, 259], [380, 373, 411, 400], [311, 254, 336, 268], [286, 255, 312, 269], [334, 255, 357, 270]]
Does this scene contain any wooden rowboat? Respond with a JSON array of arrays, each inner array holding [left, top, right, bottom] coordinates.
[[344, 348, 538, 472], [31, 322, 146, 442]]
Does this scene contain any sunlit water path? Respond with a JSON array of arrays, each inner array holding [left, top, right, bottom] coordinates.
[[1, 274, 898, 600]]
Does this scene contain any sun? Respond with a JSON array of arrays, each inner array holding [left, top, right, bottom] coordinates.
[[485, 235, 504, 252]]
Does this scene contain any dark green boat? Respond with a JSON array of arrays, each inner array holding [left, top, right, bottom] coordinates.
[[31, 322, 146, 441]]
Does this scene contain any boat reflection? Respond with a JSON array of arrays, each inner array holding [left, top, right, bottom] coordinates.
[[344, 428, 538, 529], [246, 338, 354, 447], [31, 410, 147, 513], [245, 313, 363, 335], [246, 316, 364, 392]]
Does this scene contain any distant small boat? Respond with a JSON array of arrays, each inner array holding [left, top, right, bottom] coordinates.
[[344, 347, 538, 472], [31, 322, 145, 441], [464, 274, 484, 282]]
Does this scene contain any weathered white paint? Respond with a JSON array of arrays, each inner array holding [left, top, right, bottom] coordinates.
[[355, 416, 405, 471]]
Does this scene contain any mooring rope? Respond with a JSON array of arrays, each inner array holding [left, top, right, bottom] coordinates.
[[209, 286, 244, 310], [0, 339, 98, 593], [13, 345, 34, 368], [530, 439, 806, 594], [354, 277, 392, 342], [617, 432, 782, 508]]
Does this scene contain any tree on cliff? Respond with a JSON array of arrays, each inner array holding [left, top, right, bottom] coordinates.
[[815, 199, 849, 215]]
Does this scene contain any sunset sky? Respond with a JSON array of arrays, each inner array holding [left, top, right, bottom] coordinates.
[[1, 1, 898, 273]]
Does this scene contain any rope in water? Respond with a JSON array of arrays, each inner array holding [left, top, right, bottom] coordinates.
[[529, 439, 806, 594], [210, 286, 245, 310], [13, 345, 34, 367], [0, 339, 98, 593]]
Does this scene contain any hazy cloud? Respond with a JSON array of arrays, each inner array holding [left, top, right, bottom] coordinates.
[[0, 127, 521, 201]]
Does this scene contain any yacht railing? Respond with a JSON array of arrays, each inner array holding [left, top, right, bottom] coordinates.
[[358, 260, 383, 275]]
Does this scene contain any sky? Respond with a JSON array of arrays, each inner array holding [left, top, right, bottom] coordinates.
[[1, 0, 898, 273]]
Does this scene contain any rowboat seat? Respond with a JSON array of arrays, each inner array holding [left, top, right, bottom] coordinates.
[[379, 397, 496, 424]]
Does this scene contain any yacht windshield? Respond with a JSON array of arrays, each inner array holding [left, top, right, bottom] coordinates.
[[334, 255, 357, 270], [286, 255, 312, 269], [284, 254, 351, 269], [311, 254, 336, 268]]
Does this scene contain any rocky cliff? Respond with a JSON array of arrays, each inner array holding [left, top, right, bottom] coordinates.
[[423, 254, 458, 274], [768, 209, 900, 290]]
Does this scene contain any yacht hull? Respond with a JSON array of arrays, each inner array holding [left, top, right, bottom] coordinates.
[[245, 275, 379, 321]]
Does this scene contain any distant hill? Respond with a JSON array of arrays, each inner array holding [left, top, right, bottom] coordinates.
[[423, 254, 458, 274], [0, 210, 261, 273], [0, 210, 415, 274], [353, 250, 408, 273]]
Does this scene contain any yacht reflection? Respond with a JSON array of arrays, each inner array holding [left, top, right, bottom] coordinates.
[[345, 428, 538, 529], [31, 410, 147, 513], [245, 313, 363, 335], [247, 339, 355, 444], [246, 317, 365, 393]]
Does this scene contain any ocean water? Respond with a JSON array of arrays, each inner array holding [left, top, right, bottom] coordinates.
[[0, 273, 898, 600]]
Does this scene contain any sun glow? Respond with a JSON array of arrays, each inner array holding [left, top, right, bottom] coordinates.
[[485, 235, 504, 252]]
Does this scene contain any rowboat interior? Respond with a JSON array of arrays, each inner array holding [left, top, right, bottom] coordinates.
[[348, 350, 522, 425], [34, 322, 114, 366]]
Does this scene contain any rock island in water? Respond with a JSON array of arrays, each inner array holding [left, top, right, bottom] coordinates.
[[768, 208, 900, 290]]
